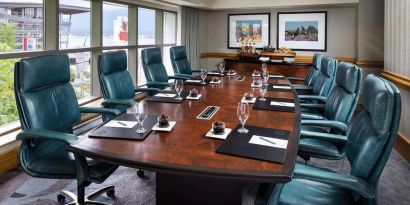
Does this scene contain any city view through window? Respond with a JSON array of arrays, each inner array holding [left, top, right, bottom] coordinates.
[[0, 1, 170, 128]]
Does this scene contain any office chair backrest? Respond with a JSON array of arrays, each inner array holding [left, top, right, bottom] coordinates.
[[346, 74, 401, 188], [312, 55, 337, 96], [141, 47, 169, 83], [323, 62, 362, 124], [14, 54, 80, 133], [304, 53, 322, 86], [170, 46, 192, 76], [98, 50, 135, 100]]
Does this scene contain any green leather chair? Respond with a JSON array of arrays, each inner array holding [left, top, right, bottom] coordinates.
[[170, 46, 201, 78], [297, 55, 338, 101], [256, 74, 401, 205], [289, 53, 322, 89], [298, 62, 362, 161], [98, 50, 161, 113], [141, 47, 189, 90], [14, 54, 121, 205]]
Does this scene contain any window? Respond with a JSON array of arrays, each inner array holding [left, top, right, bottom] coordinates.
[[0, 1, 43, 52], [137, 48, 149, 86], [163, 46, 174, 75], [68, 52, 91, 99], [59, 0, 91, 49], [103, 2, 128, 46], [0, 58, 19, 127], [163, 12, 176, 44], [138, 8, 156, 45]]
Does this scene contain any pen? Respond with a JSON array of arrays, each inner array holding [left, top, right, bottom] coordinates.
[[117, 121, 127, 126], [259, 136, 276, 145]]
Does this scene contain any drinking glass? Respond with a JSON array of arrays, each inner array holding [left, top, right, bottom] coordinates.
[[174, 79, 184, 100], [262, 63, 268, 73], [200, 69, 207, 84], [133, 101, 148, 133], [218, 62, 225, 75], [259, 84, 268, 101], [262, 71, 269, 84], [237, 102, 250, 133]]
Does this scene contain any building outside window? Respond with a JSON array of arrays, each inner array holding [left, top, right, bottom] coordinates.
[[59, 0, 91, 49], [103, 2, 128, 47]]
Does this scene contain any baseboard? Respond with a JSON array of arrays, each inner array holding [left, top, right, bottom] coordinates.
[[395, 132, 410, 163]]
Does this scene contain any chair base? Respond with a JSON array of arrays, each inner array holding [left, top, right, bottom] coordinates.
[[57, 185, 115, 205]]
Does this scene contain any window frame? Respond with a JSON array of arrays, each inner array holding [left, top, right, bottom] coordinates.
[[0, 0, 179, 136]]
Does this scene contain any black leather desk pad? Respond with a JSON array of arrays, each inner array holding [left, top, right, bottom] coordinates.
[[253, 97, 295, 112], [89, 114, 158, 140], [216, 125, 289, 163], [146, 91, 189, 103], [267, 84, 292, 92]]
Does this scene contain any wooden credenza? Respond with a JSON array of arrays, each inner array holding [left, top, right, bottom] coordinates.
[[224, 58, 312, 78]]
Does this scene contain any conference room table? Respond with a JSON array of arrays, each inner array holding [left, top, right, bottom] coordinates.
[[69, 71, 301, 205]]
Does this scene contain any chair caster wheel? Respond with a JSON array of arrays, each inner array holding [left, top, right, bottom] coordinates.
[[137, 170, 144, 177], [57, 194, 65, 203], [106, 189, 115, 198]]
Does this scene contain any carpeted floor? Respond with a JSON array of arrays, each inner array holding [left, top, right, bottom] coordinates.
[[0, 149, 409, 205]]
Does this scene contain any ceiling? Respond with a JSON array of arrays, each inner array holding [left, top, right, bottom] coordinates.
[[151, 0, 359, 10]]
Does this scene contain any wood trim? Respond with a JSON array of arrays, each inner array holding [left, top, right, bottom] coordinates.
[[380, 71, 410, 90], [0, 146, 19, 173], [200, 52, 382, 68], [395, 132, 410, 163]]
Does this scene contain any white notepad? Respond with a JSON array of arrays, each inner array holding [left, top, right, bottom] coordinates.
[[103, 120, 138, 128], [208, 72, 220, 75], [251, 83, 262, 88], [185, 80, 202, 83], [249, 135, 288, 149], [155, 93, 176, 98], [269, 75, 284, 78], [272, 85, 291, 89], [209, 80, 222, 84], [270, 101, 295, 107]]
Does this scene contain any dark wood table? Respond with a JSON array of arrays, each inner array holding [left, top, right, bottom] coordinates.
[[69, 71, 301, 205]]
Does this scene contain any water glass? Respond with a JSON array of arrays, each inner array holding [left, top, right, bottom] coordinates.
[[131, 101, 148, 134], [200, 69, 207, 84], [219, 62, 225, 75], [262, 71, 269, 84], [262, 63, 268, 73], [259, 84, 268, 101], [174, 80, 184, 100], [237, 102, 250, 133]]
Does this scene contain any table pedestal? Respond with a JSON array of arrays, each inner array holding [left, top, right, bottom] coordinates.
[[156, 173, 242, 205]]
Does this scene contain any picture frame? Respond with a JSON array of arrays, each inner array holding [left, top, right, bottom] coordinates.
[[227, 13, 270, 49], [277, 11, 327, 51]]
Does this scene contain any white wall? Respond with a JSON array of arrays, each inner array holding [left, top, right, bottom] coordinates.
[[385, 0, 410, 139]]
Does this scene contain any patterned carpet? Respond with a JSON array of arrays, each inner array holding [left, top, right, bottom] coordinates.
[[0, 149, 409, 205]]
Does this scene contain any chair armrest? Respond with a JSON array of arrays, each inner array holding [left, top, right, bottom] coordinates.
[[175, 73, 193, 78], [101, 99, 135, 108], [300, 130, 347, 143], [300, 103, 325, 108], [293, 163, 375, 198], [146, 81, 172, 87], [302, 120, 349, 133], [79, 107, 121, 116], [294, 86, 313, 91], [135, 87, 162, 94], [17, 129, 78, 144], [169, 75, 190, 80], [288, 77, 305, 82], [298, 95, 327, 103]]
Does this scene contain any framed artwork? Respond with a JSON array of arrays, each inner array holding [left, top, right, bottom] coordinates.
[[277, 11, 327, 51], [228, 13, 270, 49]]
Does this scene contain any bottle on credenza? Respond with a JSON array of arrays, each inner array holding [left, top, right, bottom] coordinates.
[[241, 42, 244, 53]]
